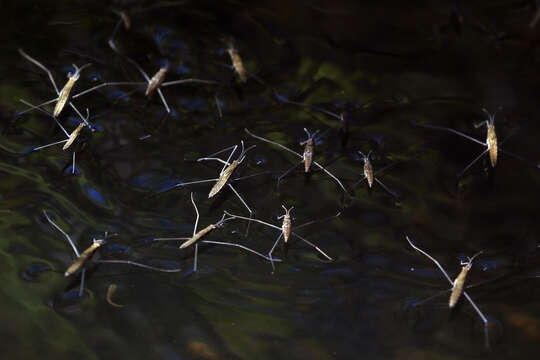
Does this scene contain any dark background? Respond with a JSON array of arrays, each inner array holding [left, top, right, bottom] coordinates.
[[1, 1, 539, 359]]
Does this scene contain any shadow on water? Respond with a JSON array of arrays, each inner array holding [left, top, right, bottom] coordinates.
[[1, 0, 540, 359]]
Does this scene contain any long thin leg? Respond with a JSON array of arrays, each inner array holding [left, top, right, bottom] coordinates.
[[201, 145, 238, 160], [374, 177, 398, 197], [162, 78, 217, 87], [228, 184, 252, 236], [201, 240, 281, 262], [68, 102, 92, 128], [156, 88, 171, 114], [19, 99, 69, 136], [268, 233, 283, 271], [197, 157, 231, 166], [92, 259, 181, 272], [43, 210, 80, 257], [33, 139, 68, 151], [354, 175, 367, 187], [126, 57, 151, 82], [223, 211, 282, 231], [413, 122, 487, 147], [72, 152, 76, 175], [108, 18, 123, 50], [457, 149, 489, 178], [19, 49, 60, 94], [312, 160, 349, 195], [168, 178, 220, 190], [228, 184, 252, 214], [245, 128, 303, 159], [215, 95, 223, 119], [193, 244, 199, 272], [406, 236, 490, 348], [190, 192, 199, 236], [78, 268, 86, 298], [277, 162, 301, 188], [72, 82, 144, 99], [291, 232, 333, 261], [293, 212, 341, 231], [153, 237, 191, 241], [17, 98, 58, 117], [232, 171, 270, 182]]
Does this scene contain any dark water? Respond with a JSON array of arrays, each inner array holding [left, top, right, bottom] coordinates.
[[1, 0, 540, 359]]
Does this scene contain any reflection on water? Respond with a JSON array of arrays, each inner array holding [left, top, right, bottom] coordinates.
[[1, 0, 540, 359]]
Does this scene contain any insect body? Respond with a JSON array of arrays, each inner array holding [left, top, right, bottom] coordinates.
[[485, 120, 498, 167], [301, 135, 315, 172], [279, 205, 293, 243], [145, 67, 168, 96], [63, 122, 87, 150], [227, 45, 247, 82], [179, 224, 217, 249], [449, 251, 483, 308], [65, 239, 104, 276], [355, 151, 397, 197], [54, 63, 91, 117], [209, 159, 240, 198]]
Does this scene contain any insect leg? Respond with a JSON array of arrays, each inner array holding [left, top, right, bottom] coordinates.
[[16, 97, 58, 116], [268, 232, 284, 272], [72, 82, 144, 99], [93, 259, 181, 272], [312, 160, 350, 196], [72, 152, 76, 175], [161, 78, 217, 87], [456, 149, 489, 178], [244, 128, 303, 159], [156, 88, 171, 114], [290, 232, 333, 261], [19, 49, 60, 95], [32, 139, 69, 151], [374, 177, 398, 198], [78, 268, 86, 298], [228, 184, 253, 236], [19, 99, 69, 136], [277, 162, 302, 188], [201, 240, 281, 262], [190, 192, 199, 236], [413, 122, 487, 146], [43, 210, 80, 256]]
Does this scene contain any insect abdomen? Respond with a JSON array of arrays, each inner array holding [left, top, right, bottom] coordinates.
[[65, 240, 103, 276], [282, 215, 291, 243], [54, 78, 76, 117], [487, 125, 497, 167], [449, 268, 468, 308], [180, 225, 215, 249], [364, 160, 374, 188], [303, 142, 314, 172], [145, 68, 167, 96], [209, 161, 238, 198]]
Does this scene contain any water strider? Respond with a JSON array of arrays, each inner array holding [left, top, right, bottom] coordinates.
[[406, 235, 491, 349], [413, 108, 539, 177], [43, 210, 181, 298], [225, 207, 340, 271], [354, 151, 397, 197], [159, 141, 261, 225], [244, 128, 349, 195], [153, 193, 280, 272], [18, 49, 92, 126], [449, 250, 483, 309], [226, 42, 247, 83]]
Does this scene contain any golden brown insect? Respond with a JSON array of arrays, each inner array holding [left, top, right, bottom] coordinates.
[[245, 128, 349, 195], [476, 109, 498, 167], [106, 284, 124, 308], [65, 239, 104, 277], [18, 49, 92, 126], [62, 122, 87, 150], [449, 251, 483, 309], [154, 193, 279, 272], [43, 211, 180, 298], [406, 236, 490, 349], [145, 67, 168, 97], [279, 205, 293, 243], [225, 208, 340, 271], [355, 151, 397, 197], [227, 44, 247, 82], [165, 141, 257, 218]]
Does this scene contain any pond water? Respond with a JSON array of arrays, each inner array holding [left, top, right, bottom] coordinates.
[[1, 1, 540, 359]]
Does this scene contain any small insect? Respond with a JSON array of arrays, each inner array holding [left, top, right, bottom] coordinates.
[[154, 193, 280, 272], [354, 151, 397, 197], [106, 284, 124, 308], [449, 251, 483, 309], [20, 99, 90, 175], [108, 8, 131, 50], [225, 207, 340, 271], [18, 49, 92, 125], [413, 108, 538, 177], [245, 128, 349, 195], [161, 141, 260, 223], [43, 210, 181, 298], [226, 42, 247, 82], [406, 236, 491, 349]]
